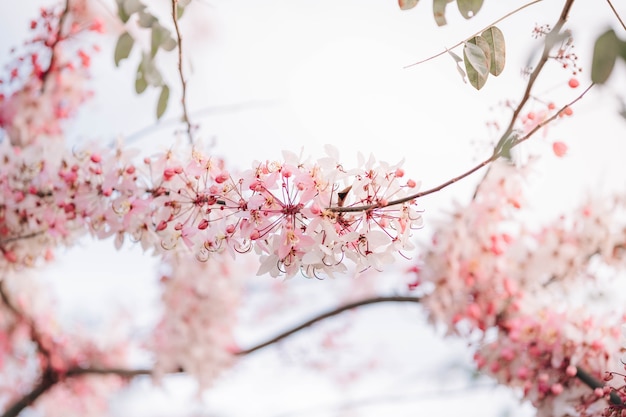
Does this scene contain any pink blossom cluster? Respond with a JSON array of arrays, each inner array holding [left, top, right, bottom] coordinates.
[[151, 254, 242, 390], [0, 270, 130, 415], [0, 140, 422, 278], [0, 0, 104, 146], [414, 161, 626, 417], [474, 308, 622, 417]]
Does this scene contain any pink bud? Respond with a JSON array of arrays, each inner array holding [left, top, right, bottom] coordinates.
[[566, 365, 577, 377], [552, 141, 568, 157], [197, 219, 209, 230], [551, 383, 563, 395]]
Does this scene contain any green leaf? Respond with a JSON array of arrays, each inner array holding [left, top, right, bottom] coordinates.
[[447, 49, 467, 84], [161, 37, 177, 52], [481, 26, 505, 76], [157, 85, 170, 120], [433, 0, 453, 26], [591, 29, 620, 84], [178, 0, 192, 6], [398, 0, 419, 10], [463, 36, 491, 90], [114, 32, 134, 67], [496, 133, 517, 162], [116, 0, 130, 23], [141, 53, 163, 86], [151, 22, 175, 57], [123, 0, 145, 15], [457, 0, 483, 19], [135, 62, 147, 94], [137, 10, 157, 28], [177, 4, 185, 19]]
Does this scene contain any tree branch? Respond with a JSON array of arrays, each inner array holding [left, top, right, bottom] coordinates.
[[235, 295, 422, 355], [40, 0, 71, 92], [0, 284, 60, 417], [329, 82, 592, 214], [605, 0, 626, 31], [171, 0, 194, 144], [576, 366, 623, 405], [1, 369, 58, 417]]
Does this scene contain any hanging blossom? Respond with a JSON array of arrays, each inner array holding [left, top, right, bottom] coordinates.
[[0, 0, 105, 146], [412, 160, 626, 417], [151, 253, 243, 390], [0, 140, 422, 278]]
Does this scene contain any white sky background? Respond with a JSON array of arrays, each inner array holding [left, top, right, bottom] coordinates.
[[2, 0, 626, 416]]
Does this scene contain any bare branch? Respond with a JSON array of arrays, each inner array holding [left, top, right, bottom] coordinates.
[[172, 0, 194, 144], [473, 0, 577, 199], [236, 296, 422, 355], [328, 81, 592, 214], [605, 0, 626, 31]]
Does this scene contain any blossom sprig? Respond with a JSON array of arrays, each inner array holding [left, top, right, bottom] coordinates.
[[0, 0, 105, 147], [151, 253, 243, 389], [0, 141, 422, 278], [413, 160, 626, 417]]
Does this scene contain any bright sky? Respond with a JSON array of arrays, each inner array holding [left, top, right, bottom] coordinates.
[[2, 0, 626, 416]]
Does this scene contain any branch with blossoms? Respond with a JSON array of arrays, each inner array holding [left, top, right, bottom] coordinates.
[[0, 0, 105, 147], [0, 0, 619, 416], [414, 157, 626, 417], [0, 274, 130, 417], [4, 290, 619, 417]]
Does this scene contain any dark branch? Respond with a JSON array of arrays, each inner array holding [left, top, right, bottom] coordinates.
[[576, 366, 623, 405], [1, 368, 58, 417], [236, 296, 422, 355]]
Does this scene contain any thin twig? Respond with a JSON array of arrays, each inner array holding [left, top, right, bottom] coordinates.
[[171, 0, 194, 144], [471, 0, 576, 199], [605, 0, 626, 31], [0, 231, 47, 246], [67, 366, 153, 378], [40, 0, 71, 92], [235, 296, 422, 355], [404, 0, 543, 69], [328, 81, 592, 214]]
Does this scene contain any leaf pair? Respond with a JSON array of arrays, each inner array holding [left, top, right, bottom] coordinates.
[[462, 26, 505, 90]]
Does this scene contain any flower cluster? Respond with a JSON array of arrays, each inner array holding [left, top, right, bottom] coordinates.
[[413, 160, 626, 417], [151, 253, 243, 389], [0, 269, 130, 415], [0, 0, 104, 147], [0, 140, 422, 278]]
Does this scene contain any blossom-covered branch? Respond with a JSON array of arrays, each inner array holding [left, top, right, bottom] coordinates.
[[0, 141, 423, 278]]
